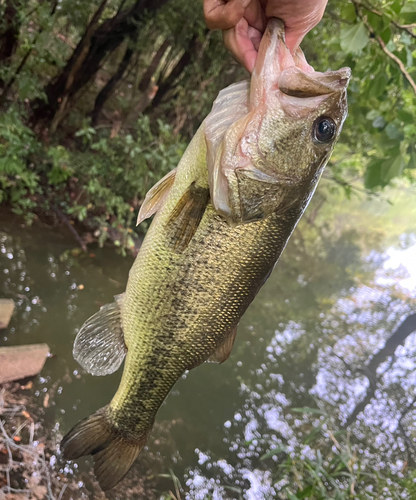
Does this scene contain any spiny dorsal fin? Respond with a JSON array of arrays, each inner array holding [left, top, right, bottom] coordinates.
[[167, 182, 209, 252], [137, 168, 177, 226], [73, 293, 127, 376], [207, 326, 238, 364]]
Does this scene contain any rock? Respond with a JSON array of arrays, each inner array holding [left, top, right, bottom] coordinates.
[[0, 344, 50, 384], [0, 298, 15, 329]]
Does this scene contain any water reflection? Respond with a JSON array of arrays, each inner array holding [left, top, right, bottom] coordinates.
[[1, 188, 416, 498]]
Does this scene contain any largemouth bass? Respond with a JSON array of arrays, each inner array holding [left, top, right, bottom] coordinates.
[[61, 19, 350, 490]]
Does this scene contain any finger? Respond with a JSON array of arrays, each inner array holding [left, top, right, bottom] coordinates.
[[204, 0, 252, 30], [247, 25, 262, 52], [265, 0, 328, 52], [284, 27, 307, 53], [293, 47, 314, 73], [223, 20, 259, 73], [243, 0, 266, 33]]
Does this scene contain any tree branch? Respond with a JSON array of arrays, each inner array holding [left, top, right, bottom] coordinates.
[[343, 313, 416, 428], [351, 0, 416, 95], [355, 0, 416, 40], [375, 35, 416, 94]]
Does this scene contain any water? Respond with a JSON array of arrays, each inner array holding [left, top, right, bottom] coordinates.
[[1, 183, 416, 499]]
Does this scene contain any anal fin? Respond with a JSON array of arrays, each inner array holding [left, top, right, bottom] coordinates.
[[167, 182, 209, 252], [73, 293, 127, 376], [137, 168, 177, 226], [207, 326, 238, 364]]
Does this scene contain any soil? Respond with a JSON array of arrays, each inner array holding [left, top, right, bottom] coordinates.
[[0, 382, 163, 500]]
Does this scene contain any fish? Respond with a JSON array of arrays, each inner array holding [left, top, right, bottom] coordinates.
[[61, 18, 350, 490]]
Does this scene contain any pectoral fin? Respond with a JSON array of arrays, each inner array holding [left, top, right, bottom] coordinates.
[[137, 168, 177, 226], [167, 182, 209, 251], [73, 293, 127, 376], [207, 326, 238, 364]]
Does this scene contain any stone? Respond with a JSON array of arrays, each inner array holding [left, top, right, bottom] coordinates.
[[0, 299, 15, 329], [0, 344, 50, 384]]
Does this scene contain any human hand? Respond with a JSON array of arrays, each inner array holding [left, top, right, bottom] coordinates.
[[203, 0, 328, 73]]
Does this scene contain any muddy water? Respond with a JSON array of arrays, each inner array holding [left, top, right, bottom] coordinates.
[[1, 184, 416, 499]]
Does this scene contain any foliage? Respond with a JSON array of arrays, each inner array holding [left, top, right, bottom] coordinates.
[[0, 0, 415, 248], [0, 110, 184, 248], [65, 116, 184, 248], [0, 105, 42, 217], [312, 0, 416, 190], [261, 408, 415, 499]]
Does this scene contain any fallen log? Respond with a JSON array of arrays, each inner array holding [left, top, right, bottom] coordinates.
[[0, 344, 50, 384]]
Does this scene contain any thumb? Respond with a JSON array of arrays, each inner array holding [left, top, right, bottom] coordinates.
[[204, 0, 252, 30]]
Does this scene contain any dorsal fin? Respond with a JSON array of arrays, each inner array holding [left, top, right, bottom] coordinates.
[[137, 168, 177, 226]]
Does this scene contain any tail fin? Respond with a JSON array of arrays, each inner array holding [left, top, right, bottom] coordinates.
[[61, 407, 148, 490]]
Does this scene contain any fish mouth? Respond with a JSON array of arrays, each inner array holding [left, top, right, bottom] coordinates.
[[278, 66, 351, 98], [252, 17, 351, 101]]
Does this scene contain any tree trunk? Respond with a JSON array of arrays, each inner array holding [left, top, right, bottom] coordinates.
[[137, 38, 170, 92], [344, 313, 416, 428], [91, 44, 134, 127], [31, 0, 169, 131], [36, 0, 109, 132], [0, 0, 60, 102], [0, 0, 21, 89], [123, 38, 170, 118], [147, 33, 201, 112], [0, 0, 20, 64]]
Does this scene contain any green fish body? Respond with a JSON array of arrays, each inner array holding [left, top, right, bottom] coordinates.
[[61, 19, 350, 490], [114, 126, 304, 427]]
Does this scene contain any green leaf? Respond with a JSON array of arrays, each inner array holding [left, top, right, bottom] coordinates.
[[341, 4, 357, 22], [291, 407, 326, 415], [385, 39, 396, 52], [296, 486, 314, 499], [366, 12, 390, 32], [366, 109, 380, 120], [380, 26, 392, 44], [340, 23, 369, 53], [365, 158, 384, 189], [287, 492, 300, 500], [223, 486, 243, 493], [303, 422, 326, 445], [367, 71, 388, 98], [385, 123, 403, 140], [381, 155, 405, 183], [401, 2, 416, 13], [406, 47, 413, 68], [260, 446, 287, 460], [409, 153, 416, 169], [401, 32, 412, 46], [372, 116, 386, 129], [398, 110, 414, 123], [390, 0, 403, 13]]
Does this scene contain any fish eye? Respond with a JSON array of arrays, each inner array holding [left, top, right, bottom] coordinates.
[[312, 116, 336, 144]]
